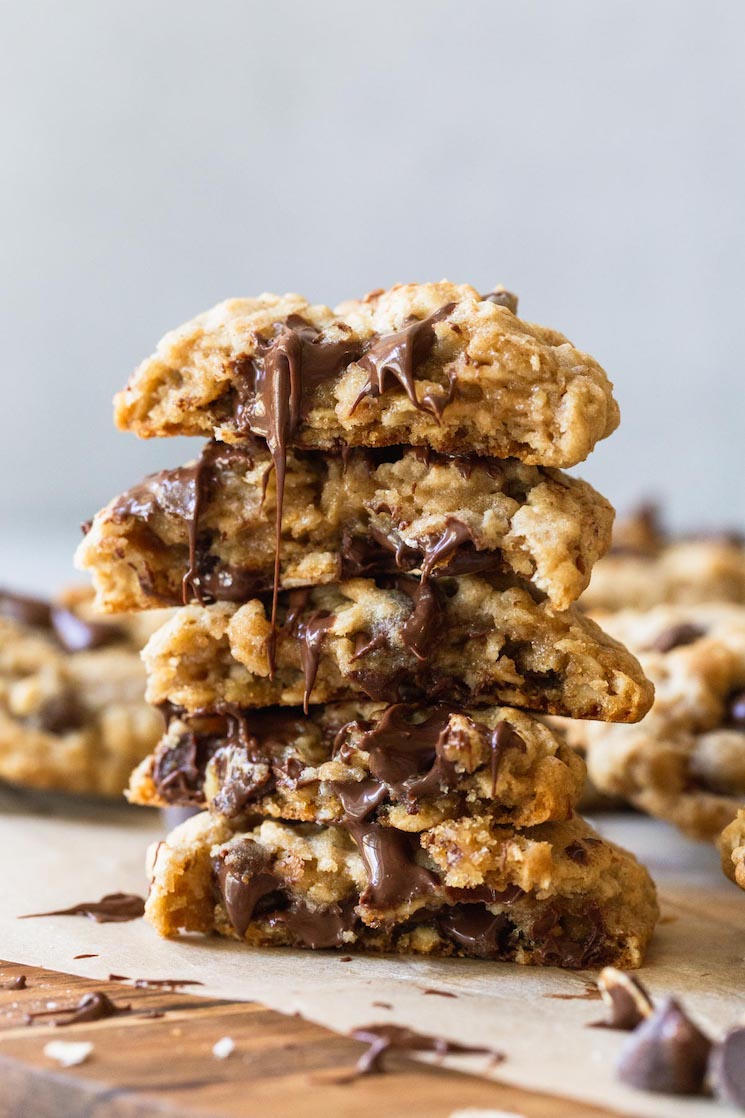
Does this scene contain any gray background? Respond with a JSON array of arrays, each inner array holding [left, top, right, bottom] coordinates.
[[1, 0, 743, 588]]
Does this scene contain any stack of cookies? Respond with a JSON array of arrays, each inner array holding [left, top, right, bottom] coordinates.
[[78, 281, 658, 967]]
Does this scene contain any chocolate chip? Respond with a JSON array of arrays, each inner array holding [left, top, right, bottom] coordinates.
[[649, 623, 705, 654], [0, 590, 52, 629], [50, 607, 124, 653], [616, 998, 712, 1096], [710, 1026, 745, 1107], [36, 691, 85, 734], [481, 289, 519, 314], [726, 689, 745, 728], [596, 967, 654, 1030]]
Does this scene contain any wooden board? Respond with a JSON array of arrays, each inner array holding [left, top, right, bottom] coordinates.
[[0, 959, 620, 1118]]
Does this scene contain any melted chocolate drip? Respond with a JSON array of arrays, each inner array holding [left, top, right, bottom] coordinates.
[[298, 611, 334, 713], [349, 1022, 501, 1077], [25, 991, 131, 1027], [349, 304, 456, 420], [213, 845, 281, 938], [437, 905, 512, 958], [398, 580, 442, 663], [20, 893, 146, 923], [267, 900, 356, 949]]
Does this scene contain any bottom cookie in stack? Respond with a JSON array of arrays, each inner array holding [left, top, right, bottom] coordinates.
[[145, 811, 657, 968], [133, 701, 658, 967]]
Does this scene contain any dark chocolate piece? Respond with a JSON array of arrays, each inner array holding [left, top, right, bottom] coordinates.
[[0, 590, 52, 628], [50, 607, 124, 653], [648, 623, 705, 654], [710, 1026, 745, 1107], [481, 289, 519, 314], [616, 998, 712, 1095], [213, 845, 282, 938], [726, 688, 745, 728], [596, 967, 654, 1030], [20, 893, 146, 923], [4, 975, 27, 990]]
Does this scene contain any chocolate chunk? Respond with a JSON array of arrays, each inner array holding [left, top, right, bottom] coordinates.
[[649, 623, 705, 654], [596, 967, 654, 1030], [213, 843, 282, 937], [349, 1022, 501, 1077], [398, 580, 442, 662], [342, 818, 437, 909], [437, 905, 511, 958], [6, 975, 27, 990], [710, 1026, 745, 1107], [36, 690, 85, 734], [50, 607, 124, 653], [20, 892, 146, 923], [616, 998, 712, 1095], [481, 289, 519, 314], [564, 841, 589, 865], [0, 590, 52, 628], [267, 899, 356, 949], [726, 689, 745, 728]]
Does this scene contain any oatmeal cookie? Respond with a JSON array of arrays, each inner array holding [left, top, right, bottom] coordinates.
[[128, 701, 585, 831], [77, 442, 612, 613], [141, 576, 653, 722], [114, 282, 619, 468], [582, 505, 745, 611], [0, 586, 168, 797], [145, 810, 657, 968], [718, 809, 745, 890], [583, 604, 745, 840]]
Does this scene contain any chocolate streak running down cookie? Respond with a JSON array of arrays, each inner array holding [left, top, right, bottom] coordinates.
[[127, 701, 585, 832], [141, 576, 653, 722], [77, 441, 613, 613]]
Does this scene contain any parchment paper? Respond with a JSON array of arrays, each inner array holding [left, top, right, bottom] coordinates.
[[1, 788, 743, 1118]]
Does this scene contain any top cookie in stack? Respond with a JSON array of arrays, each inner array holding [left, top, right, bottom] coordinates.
[[78, 281, 657, 969]]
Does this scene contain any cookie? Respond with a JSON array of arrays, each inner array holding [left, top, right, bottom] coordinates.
[[583, 604, 745, 840], [718, 809, 745, 890], [582, 505, 745, 611], [0, 586, 168, 797], [114, 282, 619, 469], [127, 701, 586, 831], [145, 810, 657, 968], [140, 576, 653, 722], [77, 441, 612, 613]]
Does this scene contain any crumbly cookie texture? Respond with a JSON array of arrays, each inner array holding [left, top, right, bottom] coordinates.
[[77, 442, 612, 613], [128, 701, 586, 831], [0, 586, 169, 797], [144, 810, 657, 968], [114, 282, 619, 468], [582, 505, 745, 611], [719, 809, 745, 890], [583, 604, 745, 840], [141, 576, 653, 723]]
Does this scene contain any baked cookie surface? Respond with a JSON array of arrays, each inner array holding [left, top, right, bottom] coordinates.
[[145, 810, 657, 968], [0, 586, 168, 797], [128, 701, 586, 832], [114, 282, 619, 468], [77, 442, 612, 613], [583, 604, 745, 840], [140, 576, 653, 722], [719, 809, 745, 890], [582, 505, 745, 611]]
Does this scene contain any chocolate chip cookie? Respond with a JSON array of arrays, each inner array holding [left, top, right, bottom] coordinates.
[[583, 604, 745, 840], [77, 441, 612, 613], [719, 809, 745, 890], [114, 282, 619, 468], [128, 701, 586, 831], [140, 576, 653, 722], [0, 586, 167, 796], [145, 810, 657, 968]]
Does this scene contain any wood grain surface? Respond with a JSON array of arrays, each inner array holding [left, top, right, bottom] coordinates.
[[0, 960, 622, 1118]]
